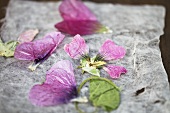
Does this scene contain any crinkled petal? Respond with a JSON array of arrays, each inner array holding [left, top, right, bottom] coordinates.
[[14, 32, 65, 62], [29, 60, 77, 106], [64, 34, 89, 59], [29, 83, 77, 106], [59, 0, 97, 21], [18, 29, 39, 43], [99, 39, 126, 60], [55, 20, 109, 36], [103, 65, 127, 79], [46, 60, 76, 86]]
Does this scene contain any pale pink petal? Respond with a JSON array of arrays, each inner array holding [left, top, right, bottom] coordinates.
[[64, 34, 89, 59], [18, 29, 39, 43], [103, 65, 127, 79], [99, 39, 126, 60], [59, 0, 97, 21], [29, 60, 77, 106]]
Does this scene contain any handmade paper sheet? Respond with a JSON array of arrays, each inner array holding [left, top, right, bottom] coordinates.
[[0, 0, 170, 113]]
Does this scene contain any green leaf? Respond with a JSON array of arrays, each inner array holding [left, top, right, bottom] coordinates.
[[89, 78, 120, 112], [0, 40, 18, 57], [82, 67, 100, 76]]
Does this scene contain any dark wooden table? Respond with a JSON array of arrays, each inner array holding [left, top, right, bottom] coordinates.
[[0, 0, 170, 83]]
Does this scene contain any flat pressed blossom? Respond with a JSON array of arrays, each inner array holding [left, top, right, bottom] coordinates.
[[29, 60, 77, 106], [14, 32, 65, 71], [55, 0, 111, 35], [103, 65, 127, 79], [18, 29, 39, 43], [99, 39, 126, 60], [59, 0, 97, 21], [64, 34, 89, 59]]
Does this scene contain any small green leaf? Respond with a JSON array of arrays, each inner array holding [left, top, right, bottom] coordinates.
[[0, 40, 18, 57], [89, 78, 120, 112], [82, 67, 100, 76]]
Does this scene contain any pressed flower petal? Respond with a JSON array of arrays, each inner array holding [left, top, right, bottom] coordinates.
[[46, 60, 76, 86], [29, 60, 77, 106], [55, 20, 110, 36], [59, 0, 97, 21], [64, 34, 89, 59], [103, 65, 127, 79], [18, 29, 39, 43], [14, 32, 65, 69], [99, 39, 126, 60]]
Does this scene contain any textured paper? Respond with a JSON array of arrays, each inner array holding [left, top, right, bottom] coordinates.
[[0, 0, 170, 113]]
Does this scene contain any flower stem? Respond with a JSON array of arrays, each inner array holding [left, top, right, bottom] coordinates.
[[78, 76, 120, 94]]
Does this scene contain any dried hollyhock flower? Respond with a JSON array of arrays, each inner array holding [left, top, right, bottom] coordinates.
[[29, 60, 78, 106], [65, 35, 127, 78], [55, 0, 111, 35], [18, 29, 39, 43], [14, 32, 65, 71], [64, 34, 89, 59]]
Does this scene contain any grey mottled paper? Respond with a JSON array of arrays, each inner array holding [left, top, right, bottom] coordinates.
[[0, 0, 170, 113]]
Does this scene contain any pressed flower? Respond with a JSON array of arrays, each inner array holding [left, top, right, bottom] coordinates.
[[18, 29, 39, 43], [55, 0, 111, 35], [99, 39, 126, 60], [103, 65, 127, 79], [14, 32, 65, 71], [64, 34, 89, 59], [29, 60, 78, 106], [65, 35, 127, 78]]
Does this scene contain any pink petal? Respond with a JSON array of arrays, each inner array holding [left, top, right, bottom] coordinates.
[[29, 60, 77, 106], [59, 0, 97, 21], [18, 29, 39, 43], [55, 20, 106, 36], [64, 34, 89, 59], [14, 32, 65, 62], [99, 39, 126, 60], [103, 65, 127, 79]]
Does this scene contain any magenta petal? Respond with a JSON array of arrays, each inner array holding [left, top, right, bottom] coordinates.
[[103, 65, 127, 79], [55, 20, 105, 36], [59, 0, 97, 21], [14, 32, 65, 62], [99, 39, 126, 60], [64, 34, 89, 59], [29, 60, 77, 106]]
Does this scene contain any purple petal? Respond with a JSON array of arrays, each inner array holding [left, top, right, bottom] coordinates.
[[29, 60, 77, 106], [103, 65, 127, 79], [59, 0, 97, 21], [46, 60, 76, 86], [99, 39, 126, 60], [18, 29, 39, 43], [64, 34, 89, 59], [29, 83, 77, 106], [55, 20, 108, 36], [14, 32, 65, 62]]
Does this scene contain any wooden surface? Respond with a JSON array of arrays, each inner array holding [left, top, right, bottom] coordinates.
[[0, 0, 170, 83]]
